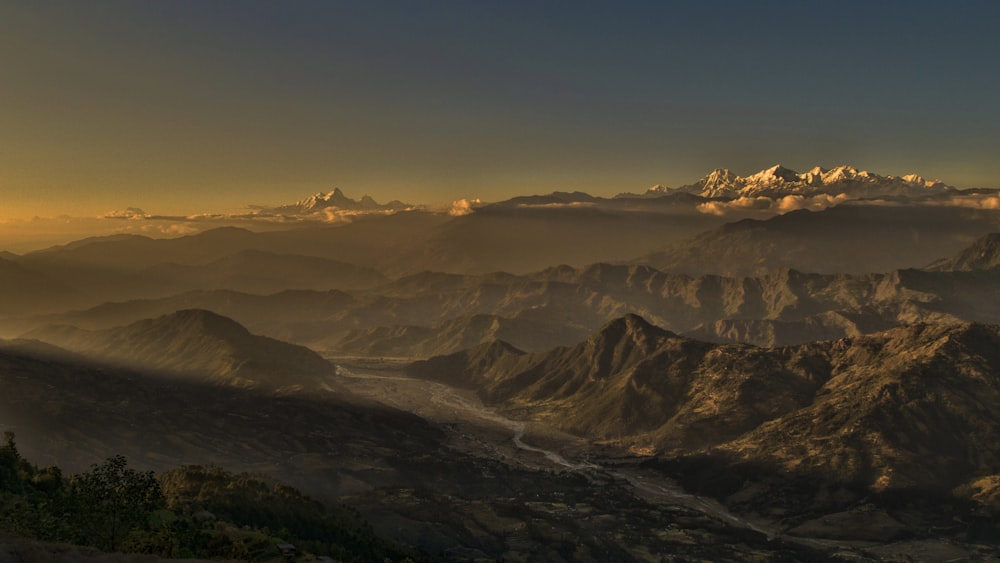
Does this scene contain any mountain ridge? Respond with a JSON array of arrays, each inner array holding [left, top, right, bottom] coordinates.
[[655, 164, 954, 200], [925, 232, 1000, 272], [24, 309, 333, 389], [408, 317, 1000, 502]]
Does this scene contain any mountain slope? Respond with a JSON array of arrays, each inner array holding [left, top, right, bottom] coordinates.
[[638, 204, 1000, 276], [398, 202, 723, 275], [329, 313, 591, 357], [145, 249, 388, 294], [409, 317, 1000, 498], [0, 257, 85, 315], [24, 309, 333, 388], [721, 323, 1000, 493], [925, 232, 1000, 271], [16, 257, 1000, 352]]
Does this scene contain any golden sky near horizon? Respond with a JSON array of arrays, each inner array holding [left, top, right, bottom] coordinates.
[[2, 1, 999, 221]]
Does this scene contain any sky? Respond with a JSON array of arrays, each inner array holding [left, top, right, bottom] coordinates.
[[2, 0, 1000, 219]]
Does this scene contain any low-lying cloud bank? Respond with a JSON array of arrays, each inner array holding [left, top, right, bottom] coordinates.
[[696, 191, 1000, 217], [697, 193, 851, 216]]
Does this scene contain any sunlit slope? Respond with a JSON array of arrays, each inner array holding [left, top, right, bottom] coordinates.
[[410, 316, 1000, 498]]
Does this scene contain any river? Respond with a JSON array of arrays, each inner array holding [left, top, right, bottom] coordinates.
[[331, 364, 802, 544]]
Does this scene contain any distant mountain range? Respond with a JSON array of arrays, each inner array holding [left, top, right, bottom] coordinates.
[[2, 165, 999, 357], [269, 187, 413, 216], [641, 164, 953, 200], [639, 204, 1000, 276], [11, 233, 1000, 356]]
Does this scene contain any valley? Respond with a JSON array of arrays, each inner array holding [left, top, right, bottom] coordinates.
[[328, 359, 997, 562], [6, 4, 1000, 560], [2, 166, 1000, 561]]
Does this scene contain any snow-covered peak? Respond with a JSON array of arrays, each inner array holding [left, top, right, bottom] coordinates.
[[750, 164, 797, 182], [297, 188, 352, 210], [704, 168, 738, 185], [273, 188, 412, 216], [692, 168, 743, 198], [901, 173, 946, 189], [677, 164, 955, 199]]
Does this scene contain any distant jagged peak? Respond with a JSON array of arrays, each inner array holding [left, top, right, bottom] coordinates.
[[745, 164, 799, 184], [678, 163, 955, 199], [644, 184, 671, 194], [900, 173, 948, 190], [255, 188, 414, 218], [704, 168, 739, 184], [294, 188, 410, 212]]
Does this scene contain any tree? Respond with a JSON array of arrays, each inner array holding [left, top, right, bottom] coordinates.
[[70, 455, 165, 551], [0, 431, 21, 492]]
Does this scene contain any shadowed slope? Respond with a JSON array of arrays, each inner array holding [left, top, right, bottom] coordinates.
[[24, 309, 333, 388], [925, 232, 1000, 272]]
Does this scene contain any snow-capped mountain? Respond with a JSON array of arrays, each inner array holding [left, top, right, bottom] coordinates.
[[289, 188, 412, 213], [654, 164, 954, 199]]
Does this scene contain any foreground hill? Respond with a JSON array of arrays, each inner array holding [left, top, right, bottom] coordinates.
[[0, 345, 440, 479], [0, 346, 834, 561], [408, 317, 1000, 503], [24, 309, 333, 388]]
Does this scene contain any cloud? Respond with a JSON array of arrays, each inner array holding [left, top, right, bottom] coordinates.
[[936, 193, 1000, 209], [696, 196, 772, 216], [776, 193, 851, 212], [696, 193, 851, 217], [109, 222, 200, 236], [448, 198, 483, 216], [514, 201, 596, 209], [102, 207, 150, 220]]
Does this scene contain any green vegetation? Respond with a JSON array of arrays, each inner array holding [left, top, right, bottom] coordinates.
[[0, 432, 421, 561]]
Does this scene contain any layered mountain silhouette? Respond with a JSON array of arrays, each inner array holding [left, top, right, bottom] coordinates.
[[145, 249, 388, 294], [4, 165, 1000, 558], [15, 240, 1000, 353], [0, 257, 84, 315], [330, 313, 590, 358], [24, 309, 333, 389], [409, 316, 1000, 504], [638, 204, 1000, 276]]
